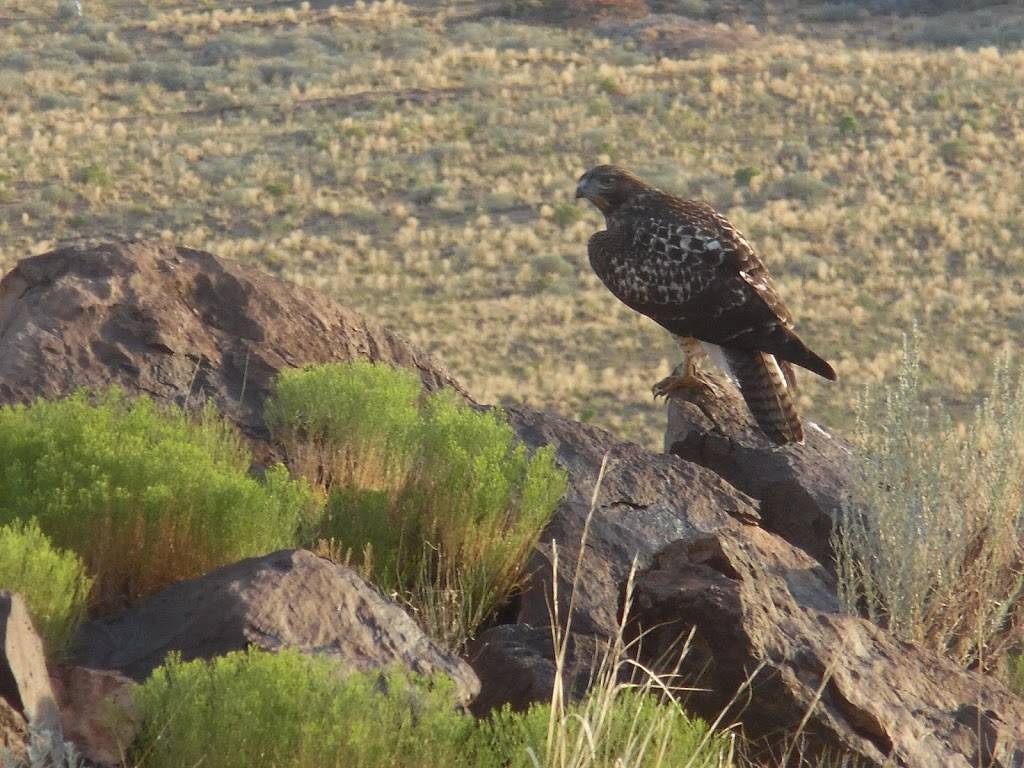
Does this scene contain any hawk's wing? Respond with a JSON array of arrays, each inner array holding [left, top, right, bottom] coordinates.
[[590, 195, 835, 380]]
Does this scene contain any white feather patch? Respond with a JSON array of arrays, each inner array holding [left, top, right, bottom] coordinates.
[[700, 342, 738, 385]]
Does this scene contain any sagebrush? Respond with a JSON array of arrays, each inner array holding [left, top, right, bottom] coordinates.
[[834, 333, 1024, 669], [0, 389, 316, 611]]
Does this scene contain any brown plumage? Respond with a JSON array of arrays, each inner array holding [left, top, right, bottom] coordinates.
[[576, 164, 836, 445]]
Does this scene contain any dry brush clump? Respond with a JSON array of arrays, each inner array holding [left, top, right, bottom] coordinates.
[[834, 332, 1024, 671]]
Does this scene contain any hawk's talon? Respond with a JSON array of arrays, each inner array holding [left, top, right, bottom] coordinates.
[[652, 365, 721, 401]]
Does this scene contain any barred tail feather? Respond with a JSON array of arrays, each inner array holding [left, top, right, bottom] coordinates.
[[723, 349, 804, 445]]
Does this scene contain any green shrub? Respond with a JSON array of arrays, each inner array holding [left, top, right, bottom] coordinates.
[[0, 389, 314, 612], [265, 361, 423, 493], [0, 520, 92, 656], [266, 363, 567, 649], [135, 649, 475, 768], [72, 163, 110, 187], [135, 649, 730, 768], [834, 333, 1024, 668], [1010, 653, 1024, 697]]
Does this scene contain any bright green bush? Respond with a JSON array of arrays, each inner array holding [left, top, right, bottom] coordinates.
[[0, 520, 92, 656], [0, 389, 315, 611], [135, 649, 731, 768], [265, 361, 422, 492], [267, 363, 567, 649], [135, 649, 476, 768]]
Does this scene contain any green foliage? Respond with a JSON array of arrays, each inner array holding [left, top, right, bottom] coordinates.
[[135, 649, 475, 768], [478, 689, 729, 768], [135, 649, 729, 768], [72, 163, 110, 186], [835, 112, 861, 136], [0, 389, 314, 611], [0, 520, 92, 657], [834, 332, 1024, 668], [265, 361, 423, 492], [732, 166, 760, 187], [1010, 653, 1024, 697], [551, 202, 586, 228], [267, 363, 567, 649], [939, 138, 972, 166]]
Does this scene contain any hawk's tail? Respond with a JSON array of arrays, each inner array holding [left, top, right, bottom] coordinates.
[[723, 349, 804, 445]]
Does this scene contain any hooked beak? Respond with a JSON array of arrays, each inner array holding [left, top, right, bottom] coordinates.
[[575, 177, 588, 199]]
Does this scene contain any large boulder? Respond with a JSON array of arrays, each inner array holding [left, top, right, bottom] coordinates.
[[507, 405, 759, 638], [0, 240, 465, 461], [70, 550, 479, 706], [663, 364, 854, 568], [627, 529, 1024, 767]]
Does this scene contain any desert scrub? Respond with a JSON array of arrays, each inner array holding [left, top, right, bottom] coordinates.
[[0, 519, 92, 656], [0, 389, 315, 612], [266, 362, 567, 649], [834, 333, 1024, 669], [135, 649, 476, 768]]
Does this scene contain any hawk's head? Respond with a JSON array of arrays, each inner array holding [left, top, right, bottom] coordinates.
[[575, 165, 649, 217]]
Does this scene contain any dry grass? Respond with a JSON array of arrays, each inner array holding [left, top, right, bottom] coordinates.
[[2, 2, 1023, 446]]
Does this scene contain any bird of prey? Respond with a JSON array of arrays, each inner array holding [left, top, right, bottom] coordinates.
[[575, 164, 836, 445]]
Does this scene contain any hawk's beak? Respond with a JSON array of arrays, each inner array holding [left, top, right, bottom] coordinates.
[[575, 179, 587, 199]]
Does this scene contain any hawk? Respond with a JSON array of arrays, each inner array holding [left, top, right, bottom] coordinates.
[[575, 164, 836, 445]]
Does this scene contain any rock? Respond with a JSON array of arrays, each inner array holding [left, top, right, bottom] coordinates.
[[0, 241, 465, 463], [626, 529, 1024, 767], [50, 666, 139, 767], [663, 365, 855, 568], [506, 405, 760, 639], [0, 698, 27, 764], [0, 593, 63, 756], [69, 549, 479, 705], [467, 624, 604, 716]]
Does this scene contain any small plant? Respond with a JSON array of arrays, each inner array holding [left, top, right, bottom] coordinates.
[[267, 363, 566, 649], [1010, 653, 1024, 697], [551, 202, 586, 228], [939, 138, 971, 167], [0, 389, 315, 612], [835, 112, 861, 136], [0, 520, 92, 656], [732, 166, 760, 187], [72, 163, 110, 187], [834, 332, 1024, 669], [135, 649, 475, 768]]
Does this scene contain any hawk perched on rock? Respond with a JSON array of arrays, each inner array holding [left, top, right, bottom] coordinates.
[[576, 165, 835, 445]]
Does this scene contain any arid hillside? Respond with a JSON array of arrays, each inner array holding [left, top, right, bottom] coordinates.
[[2, 0, 1023, 446]]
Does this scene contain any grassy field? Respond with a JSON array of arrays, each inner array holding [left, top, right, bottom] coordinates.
[[2, 0, 1023, 446]]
